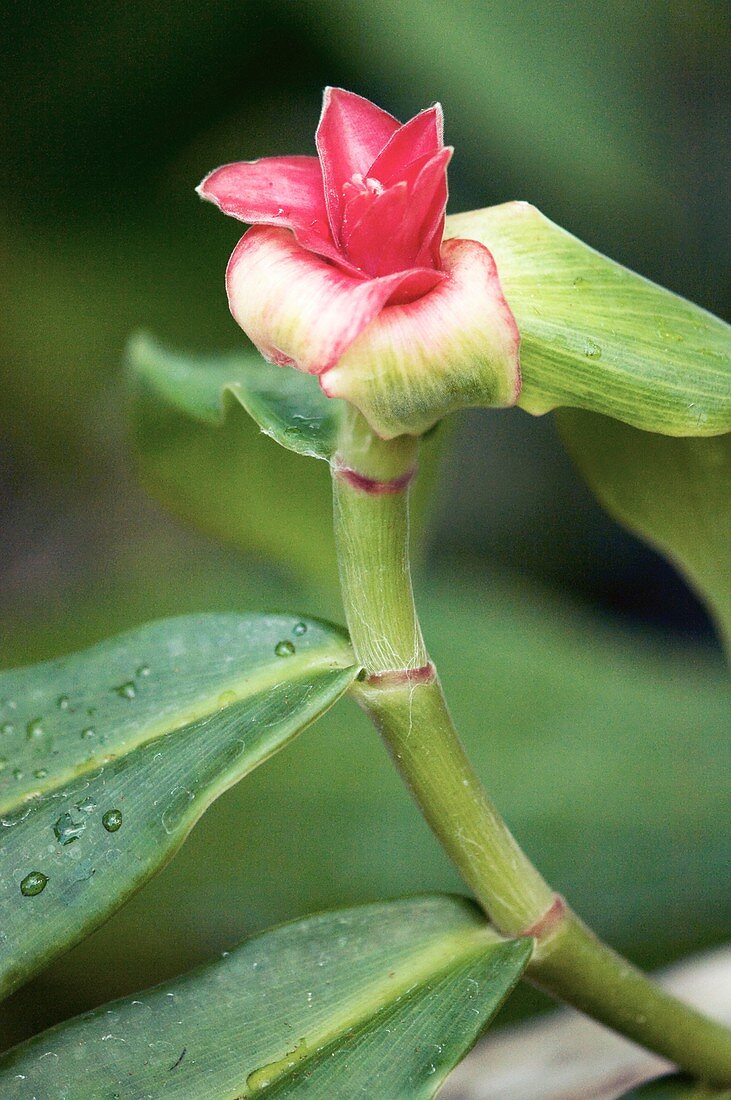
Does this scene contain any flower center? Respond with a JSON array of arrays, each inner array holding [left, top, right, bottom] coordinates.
[[344, 173, 384, 199]]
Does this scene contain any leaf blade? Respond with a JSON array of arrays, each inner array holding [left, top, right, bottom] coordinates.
[[557, 409, 731, 649], [0, 613, 357, 999], [128, 332, 341, 459], [447, 203, 731, 436], [0, 895, 531, 1098]]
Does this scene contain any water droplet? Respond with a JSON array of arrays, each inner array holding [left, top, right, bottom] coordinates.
[[115, 682, 136, 700], [217, 689, 236, 707], [76, 796, 97, 815], [583, 339, 602, 359], [572, 276, 586, 288], [161, 787, 194, 834], [274, 640, 296, 658], [12, 767, 23, 780], [275, 206, 284, 216], [54, 812, 86, 845], [57, 694, 70, 711], [102, 809, 123, 832], [33, 768, 48, 779], [292, 622, 307, 637], [26, 718, 44, 740], [20, 871, 48, 896], [136, 664, 151, 677], [81, 727, 95, 739], [1, 722, 14, 736]]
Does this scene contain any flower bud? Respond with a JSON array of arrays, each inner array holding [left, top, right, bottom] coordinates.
[[199, 87, 520, 438]]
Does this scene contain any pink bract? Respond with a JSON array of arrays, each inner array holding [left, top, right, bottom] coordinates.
[[198, 87, 521, 438]]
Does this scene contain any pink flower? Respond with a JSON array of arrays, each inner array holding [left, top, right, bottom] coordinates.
[[198, 87, 520, 438]]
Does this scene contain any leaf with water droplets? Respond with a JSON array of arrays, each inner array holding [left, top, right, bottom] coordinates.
[[0, 614, 356, 1000], [124, 335, 444, 588], [128, 333, 341, 460], [447, 203, 730, 436], [126, 335, 341, 585], [0, 895, 531, 1098]]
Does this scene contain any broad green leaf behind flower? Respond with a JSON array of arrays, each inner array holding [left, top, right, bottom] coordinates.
[[128, 332, 340, 460], [447, 203, 730, 437], [127, 335, 444, 579], [557, 410, 731, 652], [127, 336, 340, 585]]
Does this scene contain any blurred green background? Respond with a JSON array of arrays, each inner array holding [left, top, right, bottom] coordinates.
[[0, 0, 729, 1049]]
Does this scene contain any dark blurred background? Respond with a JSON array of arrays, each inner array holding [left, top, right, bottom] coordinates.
[[0, 0, 729, 1049]]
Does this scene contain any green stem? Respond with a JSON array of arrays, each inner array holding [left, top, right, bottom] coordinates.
[[332, 409, 731, 1086]]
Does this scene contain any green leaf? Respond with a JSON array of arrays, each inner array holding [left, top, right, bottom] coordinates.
[[447, 203, 731, 436], [128, 332, 341, 460], [557, 409, 731, 649], [5, 571, 728, 1040], [617, 1073, 731, 1098], [0, 895, 530, 1098], [126, 335, 340, 584], [0, 613, 356, 1000], [125, 334, 445, 584]]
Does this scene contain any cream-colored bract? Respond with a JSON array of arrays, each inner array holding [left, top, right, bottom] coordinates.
[[226, 227, 520, 439], [323, 238, 520, 437]]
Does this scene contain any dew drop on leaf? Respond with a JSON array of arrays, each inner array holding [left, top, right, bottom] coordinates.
[[115, 682, 137, 700], [33, 768, 48, 779], [81, 727, 95, 739], [76, 797, 97, 815], [26, 718, 44, 739], [292, 622, 308, 637], [583, 339, 602, 359], [275, 640, 296, 658], [102, 809, 123, 832], [57, 695, 70, 711], [20, 871, 48, 897], [54, 813, 86, 845], [136, 664, 151, 677], [1, 723, 13, 736]]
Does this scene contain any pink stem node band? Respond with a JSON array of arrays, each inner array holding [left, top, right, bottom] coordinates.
[[519, 894, 567, 942], [365, 663, 436, 687], [333, 461, 418, 495]]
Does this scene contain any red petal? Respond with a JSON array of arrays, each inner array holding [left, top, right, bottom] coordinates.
[[316, 87, 400, 240], [342, 148, 451, 276], [369, 104, 444, 184], [226, 226, 442, 376], [406, 147, 452, 267], [342, 182, 412, 276], [197, 155, 342, 264]]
